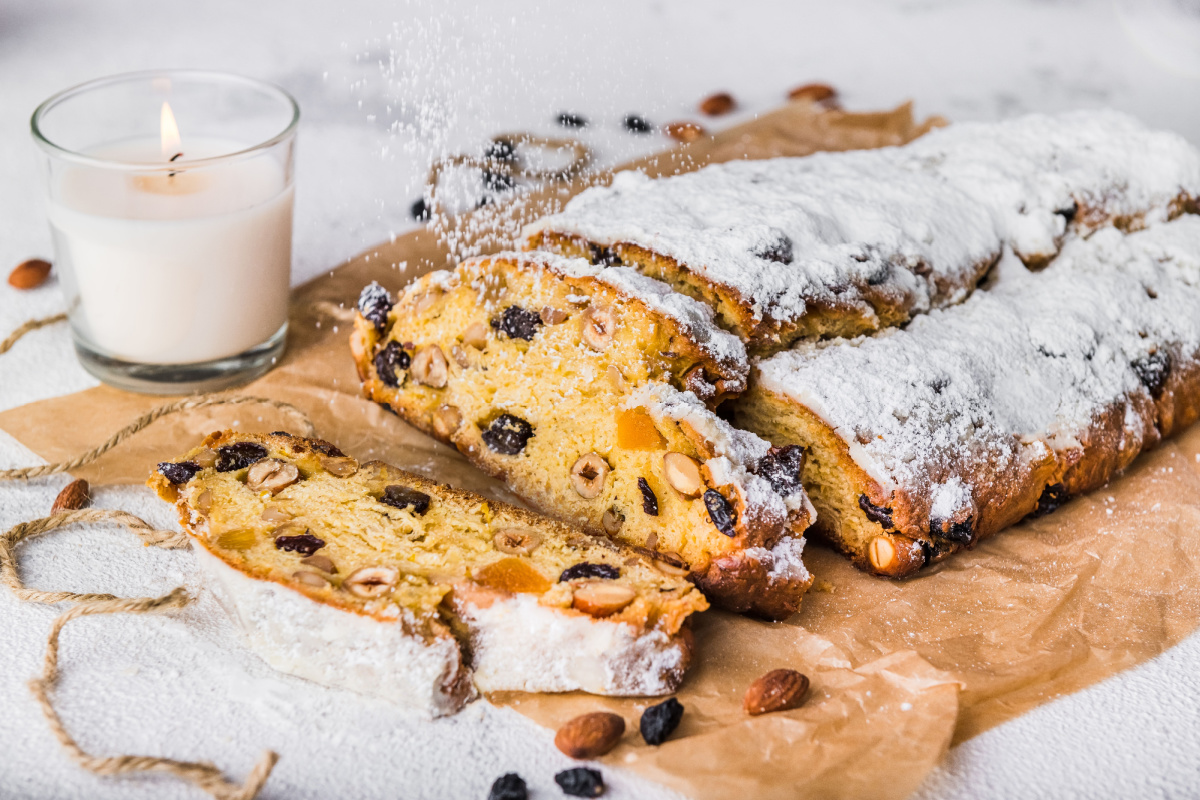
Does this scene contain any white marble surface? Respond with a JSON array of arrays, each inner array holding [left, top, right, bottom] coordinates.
[[2, 1, 1200, 797]]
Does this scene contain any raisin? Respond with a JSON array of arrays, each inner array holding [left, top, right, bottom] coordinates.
[[215, 442, 268, 472], [484, 138, 516, 162], [589, 244, 622, 266], [560, 562, 620, 582], [374, 341, 411, 387], [411, 198, 431, 221], [1055, 202, 1078, 224], [640, 697, 684, 745], [758, 445, 805, 496], [638, 477, 659, 516], [270, 431, 295, 438], [491, 306, 542, 341], [703, 489, 736, 536], [157, 461, 201, 485], [858, 494, 893, 528], [1035, 483, 1068, 516], [380, 484, 432, 515], [274, 533, 326, 556], [555, 767, 605, 797], [1132, 351, 1171, 400], [482, 414, 534, 455], [754, 232, 794, 265], [623, 114, 652, 133], [932, 517, 973, 545], [483, 169, 516, 193], [488, 773, 528, 800], [309, 439, 345, 458], [557, 112, 588, 129], [357, 282, 393, 333]]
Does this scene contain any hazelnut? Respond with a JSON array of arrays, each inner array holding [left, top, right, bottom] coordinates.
[[414, 288, 443, 314], [246, 458, 300, 495], [193, 448, 218, 469], [665, 122, 706, 143], [540, 306, 569, 325], [260, 506, 291, 523], [411, 344, 448, 388], [645, 532, 658, 550], [662, 452, 703, 498], [570, 453, 610, 499], [573, 582, 637, 617], [433, 405, 463, 439], [581, 306, 615, 351], [293, 571, 329, 588], [343, 566, 399, 598], [195, 489, 214, 514], [493, 528, 542, 555], [601, 508, 624, 536], [450, 344, 470, 368], [300, 554, 337, 573], [320, 455, 359, 478], [606, 364, 628, 393], [462, 321, 489, 349]]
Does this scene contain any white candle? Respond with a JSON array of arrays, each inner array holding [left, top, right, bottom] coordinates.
[[49, 129, 293, 365]]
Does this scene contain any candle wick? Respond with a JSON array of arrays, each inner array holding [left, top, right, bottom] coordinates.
[[168, 152, 184, 178]]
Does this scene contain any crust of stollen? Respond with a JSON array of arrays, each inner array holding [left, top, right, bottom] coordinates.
[[689, 538, 813, 621], [527, 230, 997, 358], [448, 585, 692, 695]]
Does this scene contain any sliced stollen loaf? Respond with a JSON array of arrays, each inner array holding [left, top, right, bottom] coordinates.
[[525, 110, 1200, 355], [350, 252, 815, 619], [736, 217, 1200, 577], [148, 431, 708, 716]]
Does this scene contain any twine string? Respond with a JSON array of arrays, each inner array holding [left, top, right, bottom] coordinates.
[[1, 312, 67, 356], [0, 394, 315, 481], [3, 509, 278, 799]]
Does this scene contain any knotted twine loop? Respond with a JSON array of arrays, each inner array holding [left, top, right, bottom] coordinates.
[[4, 510, 278, 799], [29, 588, 279, 800], [0, 394, 315, 481], [0, 312, 67, 356]]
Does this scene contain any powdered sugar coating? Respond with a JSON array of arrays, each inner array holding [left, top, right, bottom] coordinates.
[[527, 110, 1199, 334], [756, 216, 1200, 530], [905, 109, 1200, 263], [526, 153, 1000, 327]]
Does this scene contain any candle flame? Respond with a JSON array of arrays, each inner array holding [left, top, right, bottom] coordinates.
[[160, 101, 182, 160]]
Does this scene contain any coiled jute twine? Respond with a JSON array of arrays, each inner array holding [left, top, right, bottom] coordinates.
[[0, 389, 317, 798]]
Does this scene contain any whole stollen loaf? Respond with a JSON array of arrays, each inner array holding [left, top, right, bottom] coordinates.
[[148, 431, 708, 717], [525, 110, 1200, 356], [737, 217, 1200, 576]]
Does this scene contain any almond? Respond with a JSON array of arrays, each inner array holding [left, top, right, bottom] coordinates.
[[51, 479, 90, 514], [554, 711, 626, 759], [540, 306, 569, 325], [462, 321, 489, 349], [787, 83, 837, 105], [665, 121, 706, 143], [699, 92, 735, 116], [432, 404, 463, 439], [866, 534, 925, 576], [320, 455, 359, 477], [411, 344, 448, 388], [743, 669, 810, 716], [573, 582, 636, 617], [246, 458, 300, 495], [8, 258, 52, 290]]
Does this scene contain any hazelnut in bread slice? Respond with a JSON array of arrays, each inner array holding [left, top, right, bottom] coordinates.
[[148, 430, 707, 717]]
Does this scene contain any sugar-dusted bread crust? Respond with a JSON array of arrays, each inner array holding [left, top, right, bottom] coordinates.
[[149, 431, 707, 713], [350, 252, 815, 619], [737, 218, 1200, 576], [526, 110, 1200, 356]]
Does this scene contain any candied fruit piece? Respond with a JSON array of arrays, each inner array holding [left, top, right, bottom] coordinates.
[[215, 529, 257, 551], [474, 557, 552, 595], [616, 409, 665, 450]]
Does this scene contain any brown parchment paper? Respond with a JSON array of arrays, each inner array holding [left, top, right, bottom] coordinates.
[[4, 99, 1200, 800]]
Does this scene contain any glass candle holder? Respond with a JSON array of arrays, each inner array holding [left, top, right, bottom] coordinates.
[[31, 70, 299, 395]]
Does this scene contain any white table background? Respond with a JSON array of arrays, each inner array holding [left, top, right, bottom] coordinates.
[[2, 1, 1200, 798]]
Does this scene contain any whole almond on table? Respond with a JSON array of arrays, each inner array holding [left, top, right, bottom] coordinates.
[[743, 668, 810, 716], [699, 92, 736, 116], [665, 121, 706, 143], [787, 83, 838, 105], [51, 479, 90, 514], [8, 259, 52, 290], [554, 711, 626, 759]]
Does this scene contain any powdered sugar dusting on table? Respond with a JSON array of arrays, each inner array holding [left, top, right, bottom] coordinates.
[[756, 216, 1200, 524]]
